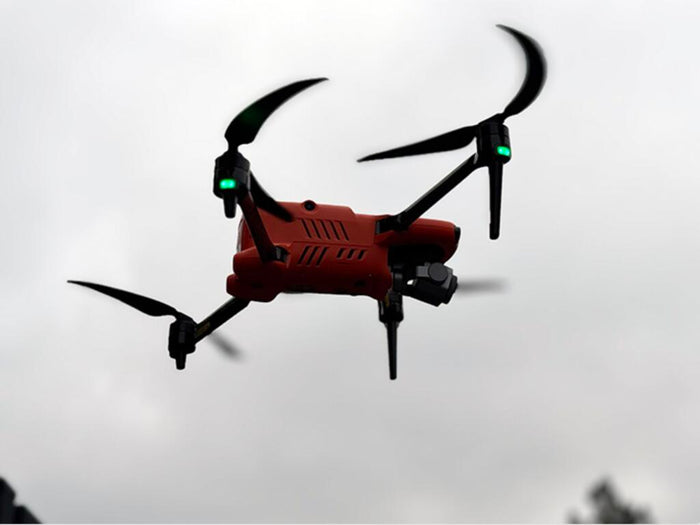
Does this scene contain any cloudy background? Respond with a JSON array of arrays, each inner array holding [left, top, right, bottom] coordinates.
[[2, 0, 699, 522]]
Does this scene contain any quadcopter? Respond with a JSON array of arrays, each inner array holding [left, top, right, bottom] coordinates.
[[69, 25, 546, 380]]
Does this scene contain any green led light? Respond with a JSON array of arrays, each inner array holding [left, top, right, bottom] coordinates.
[[496, 146, 511, 157], [219, 178, 237, 190]]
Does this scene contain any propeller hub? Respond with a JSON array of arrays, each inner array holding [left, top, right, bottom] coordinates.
[[214, 151, 251, 218], [168, 317, 196, 370], [214, 151, 251, 197], [477, 122, 511, 165]]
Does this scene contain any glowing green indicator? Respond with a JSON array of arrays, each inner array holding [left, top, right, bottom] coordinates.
[[496, 146, 511, 157], [219, 178, 237, 190]]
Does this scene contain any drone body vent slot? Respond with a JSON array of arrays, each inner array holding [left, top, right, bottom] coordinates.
[[297, 245, 310, 264], [315, 247, 328, 266], [328, 221, 341, 240], [337, 221, 350, 241], [297, 245, 329, 266], [300, 219, 350, 241], [334, 247, 366, 261], [300, 220, 312, 238], [306, 246, 319, 265]]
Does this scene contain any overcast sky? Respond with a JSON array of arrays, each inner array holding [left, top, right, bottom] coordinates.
[[2, 0, 700, 522]]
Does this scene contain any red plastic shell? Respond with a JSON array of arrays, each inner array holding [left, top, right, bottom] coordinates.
[[226, 201, 459, 302]]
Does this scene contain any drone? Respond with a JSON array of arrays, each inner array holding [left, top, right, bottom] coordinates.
[[69, 25, 546, 380]]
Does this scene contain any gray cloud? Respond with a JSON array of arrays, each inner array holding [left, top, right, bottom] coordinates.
[[2, 0, 700, 522]]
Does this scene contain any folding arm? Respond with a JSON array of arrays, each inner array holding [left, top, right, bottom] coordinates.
[[213, 78, 323, 263], [237, 189, 286, 263], [376, 153, 484, 233], [194, 297, 251, 342], [214, 151, 288, 263]]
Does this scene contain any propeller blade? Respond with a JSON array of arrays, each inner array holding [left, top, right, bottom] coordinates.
[[250, 174, 293, 222], [207, 332, 243, 360], [454, 278, 507, 295], [358, 26, 545, 162], [358, 125, 478, 162], [67, 280, 181, 318], [488, 162, 503, 239], [224, 78, 328, 150], [493, 25, 547, 122]]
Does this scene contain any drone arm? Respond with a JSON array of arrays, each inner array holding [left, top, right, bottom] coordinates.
[[238, 189, 286, 263], [194, 297, 251, 343], [377, 153, 483, 233], [250, 175, 293, 222]]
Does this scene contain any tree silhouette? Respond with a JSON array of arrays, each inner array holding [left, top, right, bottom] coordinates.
[[0, 478, 39, 524], [569, 478, 653, 523]]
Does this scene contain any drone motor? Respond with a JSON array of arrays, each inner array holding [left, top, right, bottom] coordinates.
[[168, 317, 196, 370], [213, 151, 251, 219]]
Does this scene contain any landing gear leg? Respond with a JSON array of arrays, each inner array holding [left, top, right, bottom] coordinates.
[[378, 290, 403, 380]]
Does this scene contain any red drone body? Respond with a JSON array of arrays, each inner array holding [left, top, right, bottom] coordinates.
[[228, 200, 460, 303], [68, 25, 545, 378]]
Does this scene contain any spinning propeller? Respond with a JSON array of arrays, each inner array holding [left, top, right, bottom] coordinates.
[[68, 280, 195, 369], [454, 278, 506, 295], [68, 280, 249, 370], [208, 332, 244, 360], [359, 25, 546, 239], [214, 78, 328, 220]]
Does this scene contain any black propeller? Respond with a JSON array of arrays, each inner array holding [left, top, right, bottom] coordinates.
[[68, 281, 197, 370], [208, 332, 243, 360], [358, 126, 479, 161], [224, 78, 328, 150], [68, 280, 196, 369], [68, 280, 183, 318], [359, 26, 544, 160], [69, 280, 252, 369], [492, 25, 547, 122], [215, 78, 328, 221], [454, 278, 507, 295], [359, 25, 546, 240]]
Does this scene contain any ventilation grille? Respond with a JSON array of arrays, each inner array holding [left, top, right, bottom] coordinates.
[[296, 245, 329, 266], [300, 219, 350, 241], [336, 248, 366, 261], [295, 245, 366, 265]]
